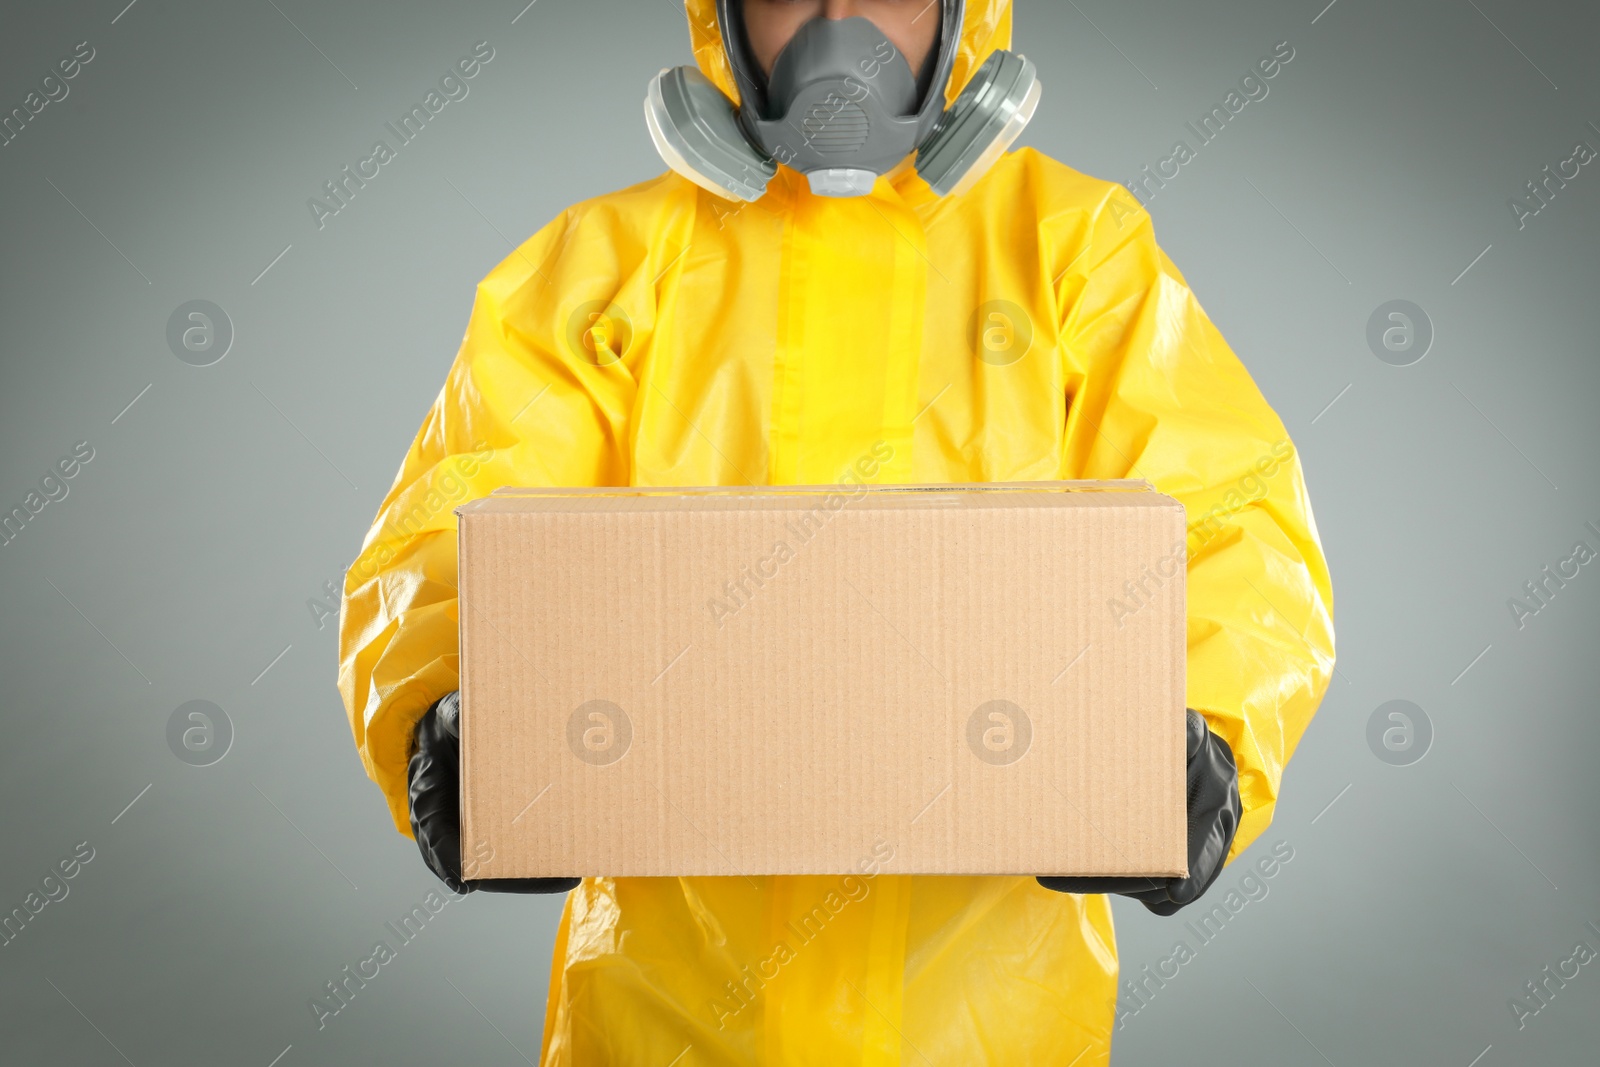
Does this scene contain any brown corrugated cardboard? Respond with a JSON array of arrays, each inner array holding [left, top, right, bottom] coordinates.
[[457, 481, 1188, 879]]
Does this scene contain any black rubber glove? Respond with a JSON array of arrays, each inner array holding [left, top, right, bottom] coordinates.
[[1039, 709, 1241, 916], [408, 691, 580, 896]]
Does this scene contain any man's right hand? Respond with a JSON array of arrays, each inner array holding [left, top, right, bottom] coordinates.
[[407, 691, 581, 895]]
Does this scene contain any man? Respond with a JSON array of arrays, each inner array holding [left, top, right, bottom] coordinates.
[[339, 1, 1335, 1062]]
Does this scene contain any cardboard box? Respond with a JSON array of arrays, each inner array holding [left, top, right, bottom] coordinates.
[[457, 482, 1188, 879]]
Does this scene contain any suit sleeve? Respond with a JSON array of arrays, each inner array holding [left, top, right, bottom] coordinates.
[[1053, 187, 1336, 859], [337, 210, 640, 835]]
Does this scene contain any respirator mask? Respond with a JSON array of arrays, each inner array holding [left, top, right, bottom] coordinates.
[[645, 0, 1041, 201]]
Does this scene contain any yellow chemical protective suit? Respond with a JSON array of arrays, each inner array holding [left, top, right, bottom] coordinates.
[[338, 1, 1335, 1062]]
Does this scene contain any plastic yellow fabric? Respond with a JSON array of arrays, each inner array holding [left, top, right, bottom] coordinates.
[[338, 1, 1335, 1062]]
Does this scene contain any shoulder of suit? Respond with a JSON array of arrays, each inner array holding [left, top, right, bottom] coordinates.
[[480, 171, 695, 292], [977, 149, 1136, 229]]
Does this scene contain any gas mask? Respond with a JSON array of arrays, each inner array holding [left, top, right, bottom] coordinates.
[[645, 0, 1041, 201]]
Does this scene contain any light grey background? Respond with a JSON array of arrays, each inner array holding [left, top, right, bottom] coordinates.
[[1, 0, 1596, 1064]]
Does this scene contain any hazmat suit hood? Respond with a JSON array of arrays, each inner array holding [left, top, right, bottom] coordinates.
[[686, 0, 1015, 111], [654, 0, 1033, 198]]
